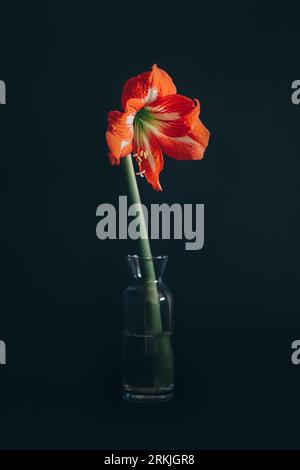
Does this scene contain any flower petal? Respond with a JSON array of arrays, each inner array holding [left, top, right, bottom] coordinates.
[[121, 64, 177, 110], [106, 110, 134, 164], [145, 95, 200, 137], [155, 118, 210, 160], [124, 98, 145, 114]]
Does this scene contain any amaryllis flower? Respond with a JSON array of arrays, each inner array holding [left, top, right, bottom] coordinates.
[[106, 64, 210, 191]]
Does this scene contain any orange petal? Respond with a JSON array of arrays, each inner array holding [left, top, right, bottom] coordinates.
[[124, 98, 145, 114], [106, 110, 134, 164], [146, 95, 200, 137], [121, 64, 177, 111], [156, 118, 210, 160]]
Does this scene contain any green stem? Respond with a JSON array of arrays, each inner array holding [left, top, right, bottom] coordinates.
[[121, 154, 173, 388], [121, 155, 162, 333], [121, 155, 154, 274]]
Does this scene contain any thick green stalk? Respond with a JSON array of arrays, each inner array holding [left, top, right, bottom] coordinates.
[[121, 155, 155, 276], [121, 154, 173, 388], [121, 155, 162, 333]]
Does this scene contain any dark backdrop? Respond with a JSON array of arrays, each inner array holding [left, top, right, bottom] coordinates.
[[0, 0, 300, 450]]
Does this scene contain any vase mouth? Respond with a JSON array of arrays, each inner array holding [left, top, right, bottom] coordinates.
[[127, 254, 168, 261], [127, 254, 168, 280]]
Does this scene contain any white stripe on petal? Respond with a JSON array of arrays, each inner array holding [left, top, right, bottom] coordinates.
[[144, 87, 158, 104], [175, 136, 195, 144], [126, 114, 135, 125], [120, 140, 130, 150]]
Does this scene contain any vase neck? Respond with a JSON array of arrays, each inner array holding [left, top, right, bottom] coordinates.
[[127, 255, 168, 282]]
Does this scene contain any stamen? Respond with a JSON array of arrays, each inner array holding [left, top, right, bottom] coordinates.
[[133, 150, 148, 175], [133, 150, 148, 160]]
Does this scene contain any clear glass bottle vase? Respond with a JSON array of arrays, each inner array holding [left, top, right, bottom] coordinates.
[[122, 255, 174, 402]]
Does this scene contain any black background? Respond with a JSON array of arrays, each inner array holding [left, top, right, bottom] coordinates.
[[0, 0, 300, 450]]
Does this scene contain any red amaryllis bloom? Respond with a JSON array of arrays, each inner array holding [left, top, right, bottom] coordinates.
[[106, 64, 210, 191]]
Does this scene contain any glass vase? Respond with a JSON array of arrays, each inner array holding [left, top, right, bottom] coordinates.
[[122, 255, 174, 402]]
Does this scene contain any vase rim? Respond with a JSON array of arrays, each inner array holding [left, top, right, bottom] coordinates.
[[127, 254, 168, 261]]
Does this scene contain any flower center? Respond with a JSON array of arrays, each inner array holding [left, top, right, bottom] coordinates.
[[134, 107, 154, 127]]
